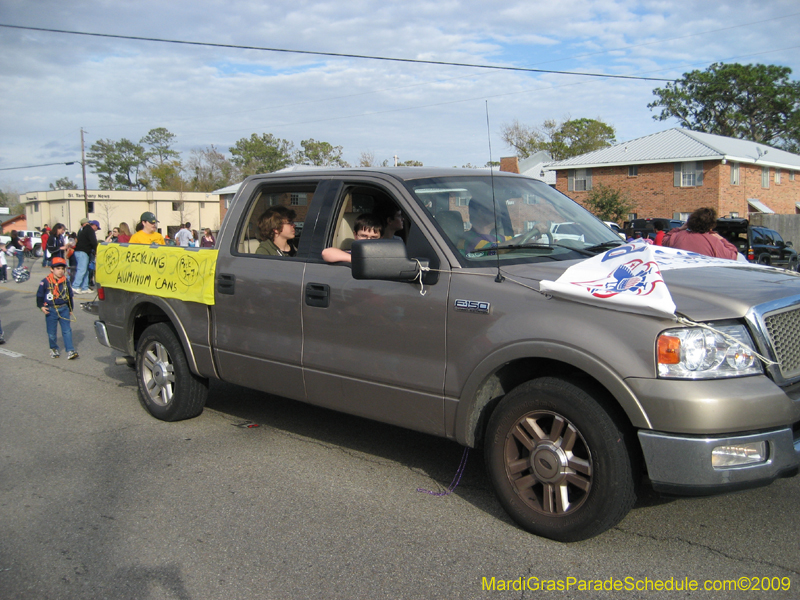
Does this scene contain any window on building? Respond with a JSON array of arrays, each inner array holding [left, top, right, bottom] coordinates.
[[568, 168, 593, 191], [762, 167, 770, 189], [791, 171, 796, 181], [627, 213, 637, 221], [775, 169, 782, 184], [290, 192, 308, 206], [674, 162, 704, 187], [172, 201, 185, 211], [730, 162, 740, 185], [33, 202, 39, 212], [730, 212, 739, 218], [675, 212, 692, 221], [87, 202, 94, 213], [525, 221, 536, 231], [628, 165, 638, 177]]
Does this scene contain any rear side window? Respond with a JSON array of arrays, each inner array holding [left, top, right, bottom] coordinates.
[[235, 182, 319, 256], [751, 228, 768, 246]]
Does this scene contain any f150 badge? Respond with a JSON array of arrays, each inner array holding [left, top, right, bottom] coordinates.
[[454, 299, 491, 314]]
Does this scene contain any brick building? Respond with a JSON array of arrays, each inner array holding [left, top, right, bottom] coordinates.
[[546, 128, 800, 221]]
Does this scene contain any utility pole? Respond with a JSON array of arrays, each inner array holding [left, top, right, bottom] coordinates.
[[81, 128, 89, 215]]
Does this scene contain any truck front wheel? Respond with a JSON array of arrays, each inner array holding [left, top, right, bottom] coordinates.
[[135, 323, 208, 421], [485, 377, 636, 542]]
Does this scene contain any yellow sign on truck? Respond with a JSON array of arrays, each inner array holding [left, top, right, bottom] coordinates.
[[96, 243, 217, 305]]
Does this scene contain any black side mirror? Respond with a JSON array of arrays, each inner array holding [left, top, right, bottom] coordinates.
[[351, 239, 427, 282]]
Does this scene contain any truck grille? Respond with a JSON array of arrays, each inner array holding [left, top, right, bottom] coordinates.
[[763, 306, 800, 381]]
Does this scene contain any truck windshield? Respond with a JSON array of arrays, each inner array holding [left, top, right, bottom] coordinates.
[[405, 175, 623, 264]]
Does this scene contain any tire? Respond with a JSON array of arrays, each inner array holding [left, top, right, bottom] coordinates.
[[135, 323, 209, 421], [33, 244, 43, 258], [485, 377, 636, 542]]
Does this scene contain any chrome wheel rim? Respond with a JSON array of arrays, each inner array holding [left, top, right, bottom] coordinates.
[[504, 410, 592, 516], [141, 340, 175, 406]]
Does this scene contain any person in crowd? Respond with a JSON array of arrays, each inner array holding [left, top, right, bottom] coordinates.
[[46, 223, 68, 263], [105, 227, 120, 243], [116, 222, 132, 243], [36, 256, 78, 359], [41, 226, 50, 266], [72, 218, 98, 294], [255, 206, 298, 256], [373, 202, 405, 241], [174, 222, 194, 247], [0, 243, 8, 282], [662, 207, 738, 259], [653, 221, 666, 246], [7, 230, 24, 269], [322, 214, 382, 264], [66, 234, 77, 281], [129, 212, 166, 245], [200, 228, 215, 248]]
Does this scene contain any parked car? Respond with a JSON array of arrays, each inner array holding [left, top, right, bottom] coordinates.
[[623, 218, 684, 241], [715, 218, 799, 270]]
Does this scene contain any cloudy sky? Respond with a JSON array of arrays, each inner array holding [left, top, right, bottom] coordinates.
[[1, 0, 799, 193]]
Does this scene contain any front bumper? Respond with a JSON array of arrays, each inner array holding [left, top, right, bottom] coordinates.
[[638, 427, 800, 495]]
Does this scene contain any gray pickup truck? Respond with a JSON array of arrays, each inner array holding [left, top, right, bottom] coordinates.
[[94, 167, 800, 542]]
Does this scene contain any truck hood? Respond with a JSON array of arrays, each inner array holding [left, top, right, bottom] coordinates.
[[501, 260, 800, 321]]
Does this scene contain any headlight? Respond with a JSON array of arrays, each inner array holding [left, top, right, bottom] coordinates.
[[657, 324, 763, 379]]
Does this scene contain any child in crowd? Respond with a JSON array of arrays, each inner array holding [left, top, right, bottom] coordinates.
[[322, 214, 383, 264], [36, 256, 78, 359], [0, 243, 8, 282]]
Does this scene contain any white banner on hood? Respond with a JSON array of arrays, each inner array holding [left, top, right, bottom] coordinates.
[[538, 241, 753, 319]]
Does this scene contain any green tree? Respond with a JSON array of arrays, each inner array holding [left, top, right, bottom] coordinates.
[[583, 184, 636, 223], [397, 159, 423, 166], [49, 177, 78, 190], [141, 127, 180, 166], [87, 138, 148, 190], [230, 133, 294, 176], [649, 63, 800, 149], [296, 139, 349, 167], [502, 117, 616, 161], [140, 127, 184, 190], [186, 146, 240, 192]]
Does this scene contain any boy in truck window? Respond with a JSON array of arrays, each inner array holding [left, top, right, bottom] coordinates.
[[459, 201, 513, 254], [322, 213, 382, 264], [255, 206, 298, 257]]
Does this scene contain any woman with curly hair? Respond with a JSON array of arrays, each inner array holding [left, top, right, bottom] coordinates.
[[662, 207, 737, 259]]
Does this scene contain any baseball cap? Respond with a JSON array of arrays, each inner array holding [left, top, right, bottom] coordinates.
[[140, 211, 158, 224], [90, 220, 100, 228], [80, 217, 90, 225], [51, 257, 67, 266]]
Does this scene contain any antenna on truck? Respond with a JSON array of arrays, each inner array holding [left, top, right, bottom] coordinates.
[[486, 101, 504, 283]]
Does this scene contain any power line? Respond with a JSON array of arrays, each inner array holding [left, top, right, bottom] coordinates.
[[0, 23, 674, 83], [0, 161, 79, 171]]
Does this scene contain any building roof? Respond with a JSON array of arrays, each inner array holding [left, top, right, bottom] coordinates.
[[547, 128, 800, 171], [518, 151, 557, 185], [212, 182, 243, 196]]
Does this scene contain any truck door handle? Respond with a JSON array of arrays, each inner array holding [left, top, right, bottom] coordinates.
[[305, 283, 330, 308], [217, 273, 235, 295]]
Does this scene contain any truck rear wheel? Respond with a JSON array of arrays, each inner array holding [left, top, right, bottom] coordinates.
[[136, 323, 208, 421], [485, 377, 636, 542]]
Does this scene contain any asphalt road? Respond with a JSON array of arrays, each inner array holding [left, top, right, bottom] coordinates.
[[1, 258, 799, 599]]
